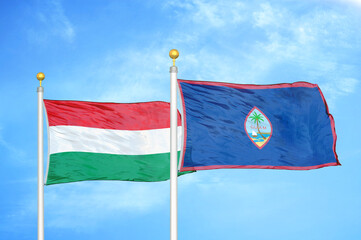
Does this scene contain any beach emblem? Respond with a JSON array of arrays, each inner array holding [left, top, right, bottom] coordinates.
[[244, 107, 272, 149]]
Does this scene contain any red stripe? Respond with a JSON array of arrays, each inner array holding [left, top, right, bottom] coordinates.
[[180, 162, 339, 172], [44, 100, 181, 130]]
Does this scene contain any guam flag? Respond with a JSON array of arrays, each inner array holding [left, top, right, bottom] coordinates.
[[177, 79, 340, 172]]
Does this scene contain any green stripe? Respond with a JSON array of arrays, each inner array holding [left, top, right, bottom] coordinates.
[[46, 151, 192, 185]]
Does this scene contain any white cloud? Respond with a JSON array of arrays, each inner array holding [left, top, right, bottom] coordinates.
[[29, 0, 75, 43], [178, 170, 295, 222], [3, 179, 170, 231], [44, 181, 169, 229], [333, 0, 361, 7], [319, 77, 359, 108], [248, 3, 361, 107], [91, 48, 172, 103], [0, 127, 26, 161], [338, 78, 359, 93], [83, 1, 360, 109], [165, 0, 246, 28], [253, 3, 283, 27]]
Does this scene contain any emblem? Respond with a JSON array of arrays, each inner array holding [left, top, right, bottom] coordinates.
[[244, 107, 272, 149]]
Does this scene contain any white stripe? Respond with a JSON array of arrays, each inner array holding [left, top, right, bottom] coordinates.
[[49, 126, 182, 155]]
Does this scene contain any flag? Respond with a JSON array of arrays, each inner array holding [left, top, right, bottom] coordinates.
[[177, 79, 340, 172], [44, 100, 188, 185]]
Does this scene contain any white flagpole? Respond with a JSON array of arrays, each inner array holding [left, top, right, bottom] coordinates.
[[169, 49, 179, 240], [37, 72, 45, 240]]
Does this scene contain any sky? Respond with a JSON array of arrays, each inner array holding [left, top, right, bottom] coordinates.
[[1, 0, 361, 239]]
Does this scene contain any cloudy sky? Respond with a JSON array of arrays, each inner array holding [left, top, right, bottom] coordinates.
[[1, 0, 361, 239]]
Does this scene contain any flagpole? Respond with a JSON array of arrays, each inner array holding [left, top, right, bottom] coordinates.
[[169, 49, 179, 240], [37, 72, 45, 240]]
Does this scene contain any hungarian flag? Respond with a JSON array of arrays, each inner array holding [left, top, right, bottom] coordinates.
[[178, 79, 340, 172], [44, 100, 187, 185]]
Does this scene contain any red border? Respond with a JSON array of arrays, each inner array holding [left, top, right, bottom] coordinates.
[[316, 86, 340, 166], [177, 80, 188, 171], [177, 79, 340, 172], [178, 79, 318, 89], [244, 106, 273, 149], [181, 162, 339, 171]]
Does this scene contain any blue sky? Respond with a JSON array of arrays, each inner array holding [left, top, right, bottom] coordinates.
[[1, 0, 361, 239]]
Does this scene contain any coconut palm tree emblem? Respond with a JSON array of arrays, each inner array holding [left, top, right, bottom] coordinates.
[[249, 112, 266, 139], [244, 107, 273, 149]]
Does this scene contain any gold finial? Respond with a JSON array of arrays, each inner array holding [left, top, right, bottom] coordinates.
[[36, 72, 45, 86], [169, 49, 179, 66]]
